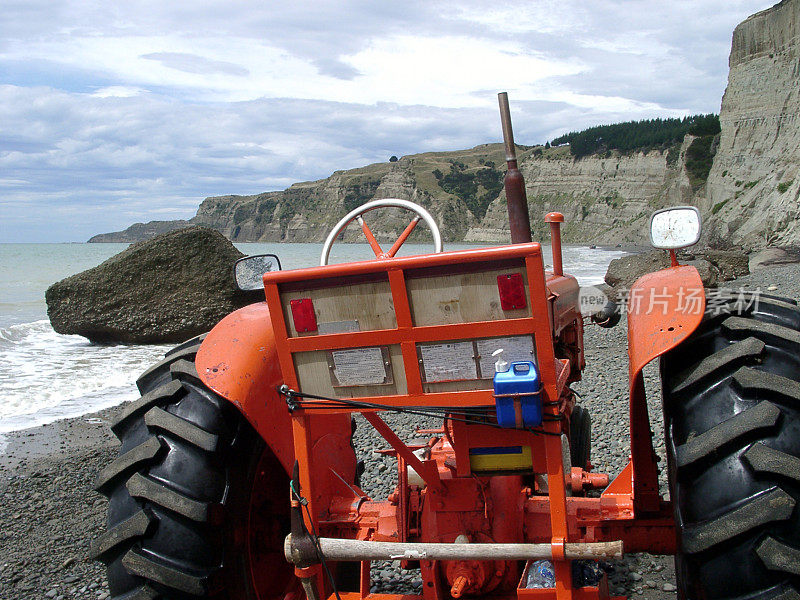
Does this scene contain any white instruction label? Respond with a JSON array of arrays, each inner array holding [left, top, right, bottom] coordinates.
[[419, 341, 477, 382], [476, 336, 535, 378], [331, 347, 387, 386], [319, 320, 360, 334]]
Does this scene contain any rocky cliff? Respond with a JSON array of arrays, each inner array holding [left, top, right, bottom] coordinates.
[[88, 220, 192, 243], [703, 0, 800, 248], [187, 140, 699, 246], [468, 139, 695, 245], [92, 0, 799, 249], [190, 147, 489, 244], [95, 142, 694, 246]]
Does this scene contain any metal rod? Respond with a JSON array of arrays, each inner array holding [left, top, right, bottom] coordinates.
[[286, 535, 623, 563]]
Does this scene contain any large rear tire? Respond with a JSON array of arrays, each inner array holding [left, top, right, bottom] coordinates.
[[661, 292, 800, 600], [91, 337, 297, 600]]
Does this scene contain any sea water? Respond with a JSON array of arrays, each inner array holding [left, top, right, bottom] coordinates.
[[0, 242, 626, 442]]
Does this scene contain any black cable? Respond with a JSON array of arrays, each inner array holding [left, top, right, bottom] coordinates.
[[281, 387, 562, 436], [290, 484, 343, 600]]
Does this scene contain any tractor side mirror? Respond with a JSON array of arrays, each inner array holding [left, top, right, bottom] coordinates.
[[234, 254, 281, 291], [649, 206, 701, 250]]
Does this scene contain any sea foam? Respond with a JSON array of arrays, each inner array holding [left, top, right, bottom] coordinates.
[[0, 320, 170, 433]]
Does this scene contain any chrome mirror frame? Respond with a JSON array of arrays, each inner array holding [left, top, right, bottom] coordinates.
[[649, 206, 702, 250], [234, 254, 282, 291]]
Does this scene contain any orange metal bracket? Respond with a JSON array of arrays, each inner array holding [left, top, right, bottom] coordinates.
[[363, 412, 441, 490]]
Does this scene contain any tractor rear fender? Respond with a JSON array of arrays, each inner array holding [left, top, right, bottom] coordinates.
[[626, 264, 705, 512], [627, 265, 706, 378], [195, 302, 356, 482]]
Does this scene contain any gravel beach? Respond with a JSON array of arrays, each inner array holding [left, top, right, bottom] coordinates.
[[2, 262, 798, 600]]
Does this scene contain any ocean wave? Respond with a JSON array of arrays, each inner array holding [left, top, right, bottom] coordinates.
[[0, 321, 171, 433]]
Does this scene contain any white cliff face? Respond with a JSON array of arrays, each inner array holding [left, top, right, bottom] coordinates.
[[468, 148, 690, 245], [191, 157, 477, 243], [704, 0, 800, 248], [188, 144, 698, 246]]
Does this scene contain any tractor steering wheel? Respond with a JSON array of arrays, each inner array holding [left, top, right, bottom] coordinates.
[[319, 198, 443, 265]]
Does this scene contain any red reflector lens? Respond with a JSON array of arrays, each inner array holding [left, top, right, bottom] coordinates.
[[290, 298, 318, 332], [497, 273, 526, 310]]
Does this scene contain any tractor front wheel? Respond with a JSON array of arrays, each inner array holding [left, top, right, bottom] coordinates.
[[661, 293, 800, 600], [91, 338, 297, 600]]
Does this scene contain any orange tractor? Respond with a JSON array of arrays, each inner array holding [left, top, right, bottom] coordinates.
[[93, 95, 800, 600]]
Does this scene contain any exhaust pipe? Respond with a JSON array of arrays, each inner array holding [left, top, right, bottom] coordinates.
[[498, 92, 532, 244]]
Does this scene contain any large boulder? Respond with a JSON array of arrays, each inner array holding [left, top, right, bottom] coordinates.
[[46, 227, 252, 344], [604, 251, 671, 290], [749, 246, 800, 270], [704, 249, 750, 280], [604, 248, 749, 292]]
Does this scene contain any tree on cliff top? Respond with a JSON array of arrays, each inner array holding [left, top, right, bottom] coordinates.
[[551, 114, 720, 159]]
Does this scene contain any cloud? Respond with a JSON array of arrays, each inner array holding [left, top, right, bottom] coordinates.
[[0, 0, 777, 242], [312, 57, 361, 80], [91, 86, 147, 98], [140, 52, 250, 77]]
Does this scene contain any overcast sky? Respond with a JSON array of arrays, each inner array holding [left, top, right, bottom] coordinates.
[[0, 1, 775, 242]]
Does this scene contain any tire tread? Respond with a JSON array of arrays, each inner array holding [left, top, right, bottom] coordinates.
[[681, 487, 795, 554], [125, 472, 210, 522], [723, 316, 800, 346], [91, 509, 156, 562], [757, 537, 800, 577], [111, 380, 184, 437], [122, 549, 206, 596], [95, 437, 164, 493], [143, 407, 219, 452], [136, 346, 202, 393], [675, 401, 781, 468], [734, 367, 800, 405], [671, 337, 764, 394]]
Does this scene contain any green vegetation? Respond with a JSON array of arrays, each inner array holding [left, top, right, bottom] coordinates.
[[344, 181, 381, 213], [744, 180, 759, 189], [684, 136, 716, 189], [712, 199, 729, 214], [778, 180, 794, 193], [433, 160, 503, 219], [256, 197, 278, 217], [551, 114, 720, 159], [665, 144, 681, 166]]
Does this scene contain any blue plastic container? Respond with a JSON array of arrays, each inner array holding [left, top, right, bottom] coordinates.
[[493, 361, 542, 428]]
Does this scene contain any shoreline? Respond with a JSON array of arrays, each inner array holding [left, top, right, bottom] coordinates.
[[0, 405, 118, 473]]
